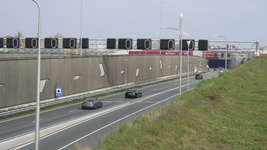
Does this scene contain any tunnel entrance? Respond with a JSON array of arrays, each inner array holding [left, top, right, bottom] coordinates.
[[208, 59, 227, 68]]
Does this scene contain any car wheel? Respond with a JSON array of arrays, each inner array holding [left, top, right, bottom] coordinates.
[[140, 94, 142, 97], [135, 94, 138, 98], [100, 103, 103, 108], [94, 105, 97, 109], [82, 107, 84, 109]]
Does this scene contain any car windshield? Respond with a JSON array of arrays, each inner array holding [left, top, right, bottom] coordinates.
[[218, 67, 224, 70], [85, 98, 95, 102], [127, 89, 136, 92]]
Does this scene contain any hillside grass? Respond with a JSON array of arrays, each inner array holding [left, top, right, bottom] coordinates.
[[80, 55, 267, 150]]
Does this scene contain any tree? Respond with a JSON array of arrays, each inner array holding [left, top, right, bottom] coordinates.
[[15, 31, 24, 38], [54, 33, 64, 38], [3, 31, 24, 47]]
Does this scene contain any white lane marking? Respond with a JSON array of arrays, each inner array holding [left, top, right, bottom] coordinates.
[[32, 119, 42, 123], [137, 101, 155, 103], [101, 101, 125, 103], [0, 71, 214, 124], [58, 94, 179, 150], [69, 110, 77, 113], [2, 73, 215, 149], [7, 85, 182, 150]]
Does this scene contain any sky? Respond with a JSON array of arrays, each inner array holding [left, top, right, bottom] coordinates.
[[0, 0, 266, 47]]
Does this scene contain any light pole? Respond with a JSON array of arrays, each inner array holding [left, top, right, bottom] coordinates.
[[185, 15, 191, 38], [159, 1, 165, 55], [125, 58, 128, 85], [187, 40, 191, 91], [80, 0, 83, 56], [32, 0, 41, 149], [161, 13, 183, 97], [215, 35, 228, 70], [60, 15, 64, 36]]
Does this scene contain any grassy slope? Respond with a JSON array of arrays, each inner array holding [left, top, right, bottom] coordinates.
[[85, 55, 267, 150]]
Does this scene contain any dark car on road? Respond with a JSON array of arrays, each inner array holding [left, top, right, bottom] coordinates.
[[81, 98, 103, 109], [195, 73, 203, 79], [125, 89, 142, 98]]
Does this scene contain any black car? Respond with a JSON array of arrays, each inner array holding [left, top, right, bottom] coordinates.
[[81, 98, 103, 109], [195, 73, 203, 79], [125, 89, 142, 98]]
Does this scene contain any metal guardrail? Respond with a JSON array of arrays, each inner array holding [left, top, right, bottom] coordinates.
[[0, 70, 205, 118]]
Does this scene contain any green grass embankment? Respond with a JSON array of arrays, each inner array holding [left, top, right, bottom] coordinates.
[[80, 55, 267, 150]]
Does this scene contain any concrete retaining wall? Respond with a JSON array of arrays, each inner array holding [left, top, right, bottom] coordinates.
[[0, 54, 207, 108]]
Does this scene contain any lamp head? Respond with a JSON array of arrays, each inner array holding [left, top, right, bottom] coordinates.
[[187, 40, 191, 46]]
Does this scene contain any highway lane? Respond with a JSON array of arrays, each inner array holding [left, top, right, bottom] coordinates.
[[0, 70, 219, 150]]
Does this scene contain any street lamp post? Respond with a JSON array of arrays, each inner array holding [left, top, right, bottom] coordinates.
[[187, 40, 191, 91], [215, 35, 228, 70], [159, 1, 165, 55], [160, 13, 183, 97], [32, 0, 41, 149], [60, 15, 64, 36], [80, 0, 83, 56], [125, 58, 128, 85]]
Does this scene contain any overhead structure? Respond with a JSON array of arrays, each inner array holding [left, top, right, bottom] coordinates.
[[137, 39, 152, 50], [118, 38, 132, 49], [81, 38, 89, 49], [198, 39, 208, 50], [63, 38, 77, 49], [0, 38, 3, 48], [160, 39, 175, 50], [25, 38, 38, 48], [45, 38, 58, 48], [181, 39, 195, 50], [6, 38, 20, 48], [106, 38, 116, 49]]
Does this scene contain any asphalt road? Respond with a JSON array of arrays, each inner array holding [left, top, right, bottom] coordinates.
[[0, 70, 219, 150]]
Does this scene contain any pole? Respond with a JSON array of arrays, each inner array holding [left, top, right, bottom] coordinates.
[[187, 40, 190, 91], [159, 1, 162, 40], [60, 15, 63, 36], [80, 0, 83, 56], [225, 38, 228, 70], [256, 39, 260, 56], [159, 1, 163, 55], [32, 0, 41, 149], [125, 58, 128, 85], [179, 13, 183, 97]]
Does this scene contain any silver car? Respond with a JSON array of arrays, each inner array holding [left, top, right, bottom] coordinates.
[[81, 98, 103, 109]]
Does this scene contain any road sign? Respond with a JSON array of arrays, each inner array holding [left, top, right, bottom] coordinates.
[[194, 67, 197, 73]]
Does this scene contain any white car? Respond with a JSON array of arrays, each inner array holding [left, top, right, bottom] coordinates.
[[218, 67, 224, 73]]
